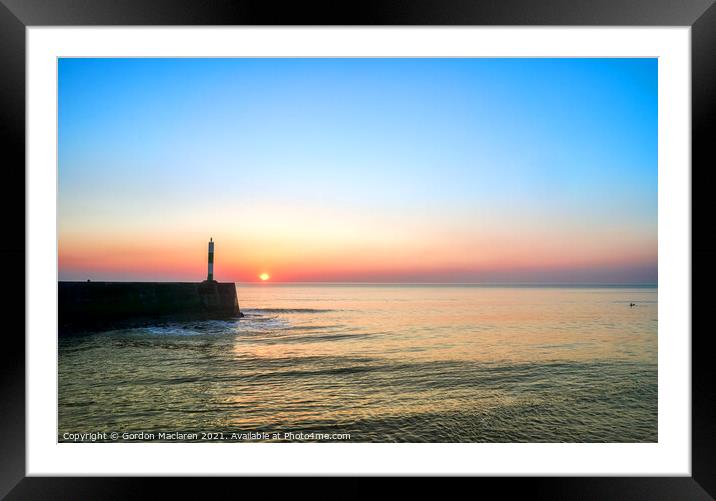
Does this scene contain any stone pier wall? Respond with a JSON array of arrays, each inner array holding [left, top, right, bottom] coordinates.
[[58, 281, 242, 335]]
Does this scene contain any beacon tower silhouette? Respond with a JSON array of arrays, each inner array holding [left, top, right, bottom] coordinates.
[[207, 238, 215, 282]]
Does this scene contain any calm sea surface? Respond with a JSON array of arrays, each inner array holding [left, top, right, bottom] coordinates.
[[58, 285, 657, 442]]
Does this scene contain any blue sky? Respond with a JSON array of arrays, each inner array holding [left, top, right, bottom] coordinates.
[[58, 58, 657, 283]]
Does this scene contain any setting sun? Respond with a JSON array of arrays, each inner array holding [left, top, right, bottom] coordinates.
[[259, 273, 270, 281]]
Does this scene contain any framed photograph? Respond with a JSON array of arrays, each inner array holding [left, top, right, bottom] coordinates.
[[3, 0, 714, 495]]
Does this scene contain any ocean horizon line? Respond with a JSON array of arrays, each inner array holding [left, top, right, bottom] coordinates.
[[57, 279, 657, 288], [237, 281, 658, 287]]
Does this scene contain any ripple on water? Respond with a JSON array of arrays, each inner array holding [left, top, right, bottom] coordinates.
[[58, 286, 658, 442]]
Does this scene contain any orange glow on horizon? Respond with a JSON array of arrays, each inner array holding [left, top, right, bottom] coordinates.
[[57, 206, 657, 283], [57, 228, 657, 283]]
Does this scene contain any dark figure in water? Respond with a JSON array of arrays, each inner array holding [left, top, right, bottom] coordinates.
[[629, 303, 636, 307]]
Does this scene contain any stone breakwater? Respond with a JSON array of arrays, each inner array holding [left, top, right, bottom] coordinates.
[[58, 281, 242, 335]]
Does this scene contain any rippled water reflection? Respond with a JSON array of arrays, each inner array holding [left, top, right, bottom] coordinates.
[[58, 285, 657, 442]]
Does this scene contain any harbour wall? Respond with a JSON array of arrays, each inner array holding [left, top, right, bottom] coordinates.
[[58, 281, 242, 335]]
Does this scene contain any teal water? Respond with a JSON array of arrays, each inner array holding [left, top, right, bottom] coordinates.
[[58, 285, 657, 442]]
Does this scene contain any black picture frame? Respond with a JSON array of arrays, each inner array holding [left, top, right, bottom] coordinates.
[[1, 0, 713, 496]]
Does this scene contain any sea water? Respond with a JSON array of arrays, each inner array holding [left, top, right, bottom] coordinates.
[[58, 284, 657, 442]]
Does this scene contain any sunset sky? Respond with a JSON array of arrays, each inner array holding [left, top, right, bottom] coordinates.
[[58, 58, 657, 283]]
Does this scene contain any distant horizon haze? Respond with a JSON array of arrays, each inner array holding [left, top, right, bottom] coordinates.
[[57, 279, 658, 287]]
